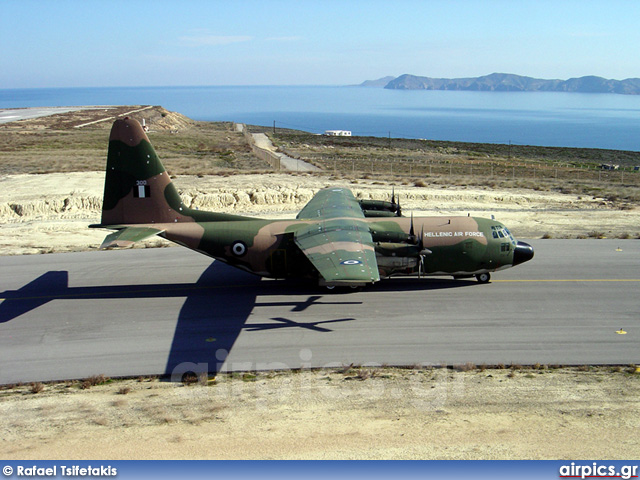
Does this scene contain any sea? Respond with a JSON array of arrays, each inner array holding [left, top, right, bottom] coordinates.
[[1, 85, 640, 151]]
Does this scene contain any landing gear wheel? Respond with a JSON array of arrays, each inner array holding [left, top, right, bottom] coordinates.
[[321, 284, 362, 293], [475, 272, 491, 283]]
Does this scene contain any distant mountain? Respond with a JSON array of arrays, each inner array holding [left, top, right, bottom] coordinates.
[[356, 76, 397, 88], [382, 73, 640, 95]]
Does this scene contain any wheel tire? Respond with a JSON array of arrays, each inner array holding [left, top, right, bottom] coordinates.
[[476, 272, 491, 283], [322, 285, 361, 293]]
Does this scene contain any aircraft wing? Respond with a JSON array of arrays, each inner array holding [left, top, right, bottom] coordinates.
[[296, 187, 365, 220], [295, 188, 380, 286]]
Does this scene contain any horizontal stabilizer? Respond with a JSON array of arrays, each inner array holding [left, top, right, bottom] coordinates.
[[99, 226, 165, 249]]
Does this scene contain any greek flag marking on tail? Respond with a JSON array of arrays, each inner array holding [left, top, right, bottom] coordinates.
[[134, 185, 150, 198]]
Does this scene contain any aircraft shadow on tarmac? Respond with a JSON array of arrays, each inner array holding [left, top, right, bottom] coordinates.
[[0, 261, 476, 378]]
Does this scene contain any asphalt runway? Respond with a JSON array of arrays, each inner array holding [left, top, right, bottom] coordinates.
[[0, 107, 92, 124], [0, 239, 638, 384]]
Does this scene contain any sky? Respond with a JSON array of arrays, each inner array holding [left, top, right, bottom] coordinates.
[[1, 0, 639, 88]]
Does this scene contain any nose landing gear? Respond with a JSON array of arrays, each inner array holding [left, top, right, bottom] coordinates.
[[475, 272, 491, 283]]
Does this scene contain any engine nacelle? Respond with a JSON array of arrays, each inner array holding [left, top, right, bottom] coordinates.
[[361, 210, 397, 218], [370, 230, 418, 244], [375, 242, 420, 257], [359, 199, 399, 215]]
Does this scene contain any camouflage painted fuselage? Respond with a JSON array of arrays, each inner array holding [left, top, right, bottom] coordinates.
[[92, 118, 533, 286], [145, 215, 510, 280]]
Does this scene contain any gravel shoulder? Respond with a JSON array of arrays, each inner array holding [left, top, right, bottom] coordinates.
[[1, 367, 638, 460]]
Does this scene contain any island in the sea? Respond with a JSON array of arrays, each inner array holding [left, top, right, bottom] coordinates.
[[358, 73, 640, 95]]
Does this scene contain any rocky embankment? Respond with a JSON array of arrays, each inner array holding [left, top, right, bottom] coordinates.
[[1, 172, 637, 254]]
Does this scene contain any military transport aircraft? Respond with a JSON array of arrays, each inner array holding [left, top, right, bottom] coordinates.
[[90, 118, 533, 288]]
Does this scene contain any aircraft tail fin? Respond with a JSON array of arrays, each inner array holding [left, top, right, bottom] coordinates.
[[98, 117, 187, 226]]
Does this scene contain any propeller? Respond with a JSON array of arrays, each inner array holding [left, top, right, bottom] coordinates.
[[391, 188, 402, 216], [407, 204, 429, 279], [409, 212, 415, 237], [417, 225, 424, 278], [416, 225, 432, 279]]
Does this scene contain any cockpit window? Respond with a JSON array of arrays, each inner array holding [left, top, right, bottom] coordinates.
[[504, 227, 515, 243], [492, 225, 516, 244]]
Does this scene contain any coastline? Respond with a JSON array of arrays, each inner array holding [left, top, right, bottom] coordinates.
[[2, 86, 640, 150]]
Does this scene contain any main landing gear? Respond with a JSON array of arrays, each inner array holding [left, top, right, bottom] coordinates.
[[323, 284, 363, 293]]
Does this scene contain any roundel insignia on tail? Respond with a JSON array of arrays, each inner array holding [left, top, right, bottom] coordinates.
[[231, 241, 247, 256]]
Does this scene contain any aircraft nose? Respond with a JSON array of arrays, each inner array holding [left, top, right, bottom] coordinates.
[[513, 241, 534, 266]]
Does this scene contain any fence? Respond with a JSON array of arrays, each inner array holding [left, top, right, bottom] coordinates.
[[237, 123, 281, 171], [322, 157, 640, 185]]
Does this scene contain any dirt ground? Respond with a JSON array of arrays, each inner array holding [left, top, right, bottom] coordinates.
[[1, 108, 639, 460], [1, 367, 638, 460]]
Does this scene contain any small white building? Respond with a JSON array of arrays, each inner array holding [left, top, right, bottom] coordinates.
[[324, 130, 352, 136]]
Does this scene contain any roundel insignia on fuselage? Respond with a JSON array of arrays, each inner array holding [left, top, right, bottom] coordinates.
[[231, 241, 247, 256], [340, 259, 362, 265]]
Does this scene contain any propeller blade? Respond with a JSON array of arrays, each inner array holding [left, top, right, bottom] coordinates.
[[418, 225, 426, 279], [396, 196, 402, 216], [391, 187, 396, 206], [409, 212, 415, 237]]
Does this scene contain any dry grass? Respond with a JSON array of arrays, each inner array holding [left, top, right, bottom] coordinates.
[[81, 374, 110, 390], [1, 366, 639, 459], [0, 107, 261, 175], [30, 382, 44, 394], [180, 373, 200, 385], [3, 107, 640, 208], [454, 362, 476, 372]]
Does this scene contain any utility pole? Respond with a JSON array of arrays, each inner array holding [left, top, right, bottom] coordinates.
[[388, 131, 391, 149], [273, 121, 276, 135]]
